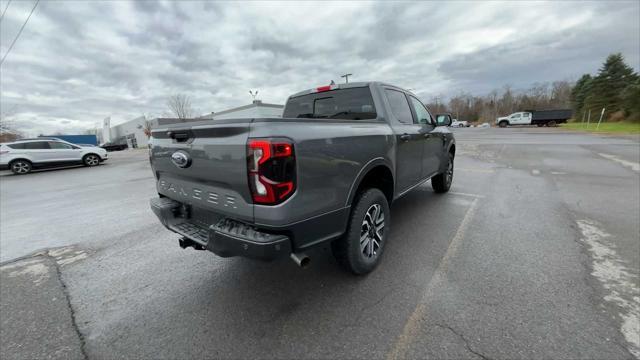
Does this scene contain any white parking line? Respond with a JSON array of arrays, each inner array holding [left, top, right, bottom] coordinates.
[[598, 153, 640, 172], [387, 198, 479, 360], [576, 220, 640, 359], [449, 191, 485, 199]]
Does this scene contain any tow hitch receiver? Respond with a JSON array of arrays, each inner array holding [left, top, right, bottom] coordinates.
[[178, 237, 205, 250]]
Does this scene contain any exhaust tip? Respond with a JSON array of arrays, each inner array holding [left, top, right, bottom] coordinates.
[[290, 253, 310, 268], [299, 256, 310, 268]]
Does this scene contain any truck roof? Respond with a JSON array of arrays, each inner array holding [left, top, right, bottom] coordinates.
[[288, 81, 415, 99]]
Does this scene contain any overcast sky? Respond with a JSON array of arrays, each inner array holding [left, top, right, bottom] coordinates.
[[1, 0, 638, 135]]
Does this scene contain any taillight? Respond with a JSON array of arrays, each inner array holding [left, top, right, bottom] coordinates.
[[247, 138, 296, 205]]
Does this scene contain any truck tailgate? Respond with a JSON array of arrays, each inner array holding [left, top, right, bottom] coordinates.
[[150, 120, 253, 222]]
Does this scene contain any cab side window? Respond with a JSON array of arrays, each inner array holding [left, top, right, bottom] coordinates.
[[385, 89, 413, 124], [408, 96, 432, 125], [49, 142, 74, 149], [512, 113, 522, 119]]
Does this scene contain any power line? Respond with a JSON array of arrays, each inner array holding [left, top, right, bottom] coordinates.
[[0, 0, 12, 22], [0, 0, 39, 66]]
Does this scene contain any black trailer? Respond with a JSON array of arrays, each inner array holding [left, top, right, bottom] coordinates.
[[528, 109, 573, 126]]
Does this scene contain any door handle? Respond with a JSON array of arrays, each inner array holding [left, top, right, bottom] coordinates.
[[400, 134, 411, 141]]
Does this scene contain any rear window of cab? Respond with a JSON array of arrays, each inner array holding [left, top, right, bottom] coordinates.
[[283, 87, 377, 120]]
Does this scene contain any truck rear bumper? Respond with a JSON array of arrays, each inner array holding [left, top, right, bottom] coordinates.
[[150, 197, 291, 261]]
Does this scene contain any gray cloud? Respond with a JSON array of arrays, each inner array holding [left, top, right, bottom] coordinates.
[[0, 0, 638, 135], [438, 1, 640, 93]]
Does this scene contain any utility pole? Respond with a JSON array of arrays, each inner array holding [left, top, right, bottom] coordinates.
[[249, 90, 259, 101], [341, 73, 352, 84]]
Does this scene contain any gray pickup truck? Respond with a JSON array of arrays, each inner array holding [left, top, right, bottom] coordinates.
[[149, 82, 455, 274]]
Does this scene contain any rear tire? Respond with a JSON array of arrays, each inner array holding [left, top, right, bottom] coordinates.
[[498, 121, 508, 128], [536, 123, 544, 127], [332, 188, 390, 275], [432, 153, 454, 193], [83, 154, 101, 167], [10, 160, 32, 175], [547, 120, 557, 127]]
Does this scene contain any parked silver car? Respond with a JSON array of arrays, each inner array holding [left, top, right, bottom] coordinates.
[[0, 138, 108, 175]]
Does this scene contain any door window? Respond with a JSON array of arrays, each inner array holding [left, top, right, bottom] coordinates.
[[48, 142, 74, 149], [511, 113, 522, 119], [523, 113, 530, 118], [408, 96, 432, 125], [385, 89, 413, 124], [23, 141, 51, 149]]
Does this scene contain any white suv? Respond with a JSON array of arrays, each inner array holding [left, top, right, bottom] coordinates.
[[0, 138, 108, 175]]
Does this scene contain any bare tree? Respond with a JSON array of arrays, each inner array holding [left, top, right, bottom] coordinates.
[[429, 79, 577, 123], [0, 109, 22, 142], [166, 94, 194, 119], [142, 120, 153, 138]]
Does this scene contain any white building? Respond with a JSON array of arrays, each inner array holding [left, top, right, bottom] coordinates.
[[199, 100, 284, 120], [101, 101, 284, 148], [107, 115, 149, 148]]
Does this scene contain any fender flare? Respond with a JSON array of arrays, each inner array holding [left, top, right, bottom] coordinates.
[[447, 140, 456, 155], [344, 157, 394, 207], [83, 152, 102, 160], [435, 140, 456, 173]]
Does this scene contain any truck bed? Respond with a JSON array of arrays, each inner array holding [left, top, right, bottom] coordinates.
[[530, 109, 573, 121]]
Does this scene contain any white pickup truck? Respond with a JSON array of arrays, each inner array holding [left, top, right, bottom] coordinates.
[[496, 109, 572, 128], [451, 120, 469, 128]]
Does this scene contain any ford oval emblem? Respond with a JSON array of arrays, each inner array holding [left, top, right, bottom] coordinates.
[[171, 150, 191, 168]]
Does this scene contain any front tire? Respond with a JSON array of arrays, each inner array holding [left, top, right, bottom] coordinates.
[[83, 154, 101, 167], [498, 121, 508, 128], [332, 188, 390, 275], [10, 160, 32, 175], [432, 153, 454, 193]]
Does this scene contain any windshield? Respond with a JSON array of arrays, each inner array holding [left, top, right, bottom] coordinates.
[[283, 87, 377, 120]]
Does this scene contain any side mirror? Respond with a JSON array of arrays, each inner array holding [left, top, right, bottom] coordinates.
[[435, 114, 452, 127]]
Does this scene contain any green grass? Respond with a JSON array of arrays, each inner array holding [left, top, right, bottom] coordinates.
[[560, 122, 640, 134]]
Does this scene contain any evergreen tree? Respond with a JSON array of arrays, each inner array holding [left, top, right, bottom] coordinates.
[[571, 74, 592, 116], [584, 53, 638, 116], [621, 77, 640, 121]]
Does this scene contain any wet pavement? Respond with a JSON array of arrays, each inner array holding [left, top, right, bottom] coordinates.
[[1, 128, 638, 359]]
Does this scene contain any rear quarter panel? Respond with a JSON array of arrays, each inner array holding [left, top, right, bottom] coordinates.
[[249, 119, 394, 228], [0, 148, 30, 165]]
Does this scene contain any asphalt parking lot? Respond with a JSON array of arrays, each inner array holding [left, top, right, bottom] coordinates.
[[1, 127, 639, 360]]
